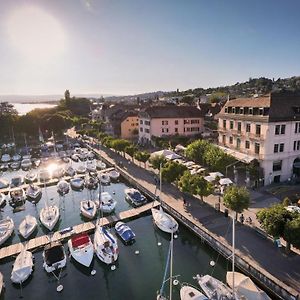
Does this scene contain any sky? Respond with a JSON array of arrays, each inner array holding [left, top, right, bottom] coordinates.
[[0, 0, 300, 96]]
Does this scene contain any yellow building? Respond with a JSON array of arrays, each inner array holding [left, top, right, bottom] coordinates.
[[120, 113, 139, 139]]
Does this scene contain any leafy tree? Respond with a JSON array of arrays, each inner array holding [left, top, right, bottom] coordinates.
[[284, 217, 300, 250], [110, 139, 131, 156], [148, 155, 167, 170], [125, 144, 137, 161], [185, 140, 210, 164], [180, 96, 194, 105], [65, 89, 70, 100], [102, 136, 114, 148], [134, 151, 150, 167], [178, 171, 196, 194], [282, 197, 291, 207], [223, 186, 250, 219], [161, 161, 187, 184]]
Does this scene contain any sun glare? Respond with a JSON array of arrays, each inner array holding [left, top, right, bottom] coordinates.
[[6, 6, 67, 62], [47, 163, 58, 177]]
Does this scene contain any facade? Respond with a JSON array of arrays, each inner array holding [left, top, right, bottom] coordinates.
[[138, 106, 205, 144], [217, 91, 300, 185], [120, 114, 139, 139]]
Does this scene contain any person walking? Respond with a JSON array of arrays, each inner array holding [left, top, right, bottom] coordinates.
[[239, 213, 245, 224]]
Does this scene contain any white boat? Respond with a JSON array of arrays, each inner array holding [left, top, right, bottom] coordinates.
[[80, 200, 97, 219], [99, 173, 110, 185], [94, 226, 118, 265], [151, 206, 179, 234], [9, 188, 26, 207], [18, 215, 38, 239], [40, 205, 60, 231], [10, 175, 24, 188], [12, 154, 22, 161], [0, 217, 14, 246], [84, 175, 98, 190], [125, 188, 147, 207], [68, 233, 94, 267], [32, 158, 41, 168], [109, 169, 120, 181], [1, 154, 11, 163], [39, 169, 51, 182], [65, 165, 76, 177], [57, 180, 70, 195], [0, 193, 6, 207], [226, 272, 271, 300], [10, 161, 20, 170], [26, 184, 42, 200], [70, 177, 84, 190], [115, 221, 135, 244], [96, 192, 117, 214], [86, 160, 97, 172], [43, 242, 66, 273], [24, 171, 38, 183], [76, 164, 87, 174], [87, 151, 95, 160], [11, 250, 34, 284], [22, 154, 31, 160], [0, 272, 4, 295], [180, 284, 208, 300], [0, 164, 8, 172], [71, 154, 79, 162], [21, 158, 32, 169], [0, 178, 9, 189], [96, 161, 106, 170], [196, 274, 234, 300]]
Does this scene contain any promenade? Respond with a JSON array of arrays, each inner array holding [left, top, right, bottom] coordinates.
[[84, 138, 300, 298]]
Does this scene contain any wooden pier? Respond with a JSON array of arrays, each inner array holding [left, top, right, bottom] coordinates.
[[0, 200, 160, 260]]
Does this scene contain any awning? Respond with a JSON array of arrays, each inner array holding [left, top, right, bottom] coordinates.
[[219, 178, 233, 186], [217, 145, 256, 164], [204, 175, 215, 182], [209, 172, 224, 179]]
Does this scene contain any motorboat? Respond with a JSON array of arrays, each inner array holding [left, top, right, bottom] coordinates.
[[115, 221, 135, 244], [57, 180, 70, 195], [64, 165, 76, 177], [26, 184, 42, 201], [10, 161, 20, 170], [0, 178, 9, 189], [78, 151, 88, 161], [24, 171, 38, 183], [71, 154, 79, 162], [180, 284, 208, 300], [10, 175, 24, 188], [226, 271, 271, 300], [0, 164, 8, 172], [1, 154, 11, 163], [68, 233, 94, 267], [125, 188, 147, 207], [96, 192, 117, 214], [9, 188, 26, 207], [39, 168, 51, 182], [23, 154, 31, 160], [76, 164, 87, 174], [86, 160, 97, 172], [18, 215, 38, 239], [87, 151, 95, 160], [151, 206, 179, 234], [94, 226, 119, 265], [80, 200, 97, 219], [0, 193, 6, 207], [12, 154, 22, 161], [70, 177, 84, 190], [40, 205, 60, 231], [43, 242, 66, 273], [109, 169, 120, 181], [0, 217, 14, 246], [11, 249, 34, 284], [196, 275, 234, 300], [99, 173, 110, 185], [96, 161, 106, 170], [21, 158, 32, 169], [32, 158, 41, 168], [84, 175, 98, 190]]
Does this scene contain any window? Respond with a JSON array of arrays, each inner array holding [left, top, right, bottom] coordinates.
[[275, 124, 286, 135], [175, 120, 178, 125], [162, 120, 168, 125], [246, 123, 251, 133], [191, 119, 199, 124], [249, 108, 253, 115], [279, 143, 284, 152], [295, 122, 300, 133], [245, 141, 250, 149], [273, 160, 282, 172], [225, 107, 228, 113], [274, 144, 279, 153], [175, 128, 178, 133], [184, 119, 190, 124], [162, 128, 169, 133], [275, 125, 280, 135], [230, 121, 234, 130], [236, 138, 241, 149], [222, 135, 226, 144], [237, 122, 241, 132], [259, 108, 264, 115], [255, 124, 261, 136], [255, 143, 260, 154], [223, 120, 226, 129], [140, 120, 143, 124], [281, 125, 286, 134], [140, 128, 143, 132], [145, 128, 150, 133], [145, 120, 150, 126], [229, 136, 233, 144]]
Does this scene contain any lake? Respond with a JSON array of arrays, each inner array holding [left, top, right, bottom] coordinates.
[[12, 103, 57, 115]]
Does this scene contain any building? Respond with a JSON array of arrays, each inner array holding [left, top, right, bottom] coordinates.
[[119, 111, 139, 139], [138, 106, 205, 144], [217, 90, 300, 185]]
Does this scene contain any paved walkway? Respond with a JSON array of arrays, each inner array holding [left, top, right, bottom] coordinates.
[[82, 140, 300, 296]]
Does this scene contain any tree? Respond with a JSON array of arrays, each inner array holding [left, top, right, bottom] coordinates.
[[180, 96, 194, 105], [161, 161, 187, 184], [110, 139, 131, 156], [178, 171, 196, 194], [125, 144, 137, 161], [134, 151, 150, 167], [223, 186, 250, 219], [102, 136, 114, 148], [65, 89, 70, 100], [148, 155, 167, 170], [185, 140, 210, 164], [284, 217, 300, 250], [193, 175, 214, 201]]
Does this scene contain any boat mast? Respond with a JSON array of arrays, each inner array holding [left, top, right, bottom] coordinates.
[[232, 215, 235, 297], [169, 232, 173, 300], [159, 163, 162, 200]]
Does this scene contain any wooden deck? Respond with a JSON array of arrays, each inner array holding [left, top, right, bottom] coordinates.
[[0, 200, 159, 260]]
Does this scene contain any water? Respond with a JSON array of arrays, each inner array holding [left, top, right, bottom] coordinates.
[[0, 163, 229, 300], [12, 103, 57, 115]]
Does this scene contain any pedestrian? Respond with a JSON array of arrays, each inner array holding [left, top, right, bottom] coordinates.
[[183, 198, 187, 206], [247, 216, 252, 224], [239, 213, 245, 224]]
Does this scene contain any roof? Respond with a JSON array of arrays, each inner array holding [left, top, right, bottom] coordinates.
[[225, 95, 271, 108], [139, 106, 205, 119]]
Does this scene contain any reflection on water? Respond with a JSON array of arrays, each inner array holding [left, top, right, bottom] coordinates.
[[13, 103, 57, 115]]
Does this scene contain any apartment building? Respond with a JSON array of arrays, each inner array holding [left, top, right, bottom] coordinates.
[[217, 91, 300, 185], [139, 106, 205, 144]]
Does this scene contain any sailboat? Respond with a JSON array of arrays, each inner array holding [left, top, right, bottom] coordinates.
[[80, 200, 97, 219], [180, 284, 208, 300], [26, 184, 42, 201], [68, 233, 94, 267], [11, 249, 34, 284], [0, 217, 14, 246], [18, 215, 38, 239]]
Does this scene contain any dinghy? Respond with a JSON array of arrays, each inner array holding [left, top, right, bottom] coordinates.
[[99, 173, 110, 185], [43, 242, 66, 273], [76, 164, 87, 174], [71, 154, 79, 162], [1, 154, 11, 163], [12, 154, 22, 161], [96, 161, 106, 170], [24, 171, 38, 183], [11, 250, 34, 284], [115, 222, 135, 244], [32, 158, 41, 168], [86, 160, 97, 172], [0, 193, 6, 207], [180, 284, 208, 300], [94, 226, 118, 265], [21, 158, 32, 170], [0, 217, 14, 246], [151, 206, 179, 234], [64, 165, 76, 177], [40, 205, 60, 231], [84, 175, 98, 190], [125, 188, 147, 207], [57, 180, 70, 195], [96, 192, 117, 214], [9, 188, 26, 207], [109, 169, 120, 181], [10, 161, 20, 170], [26, 184, 42, 201], [10, 175, 24, 188], [18, 215, 38, 239], [70, 177, 84, 190], [68, 233, 94, 267], [80, 200, 97, 219]]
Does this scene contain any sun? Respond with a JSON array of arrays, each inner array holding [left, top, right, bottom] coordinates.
[[6, 6, 67, 62]]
